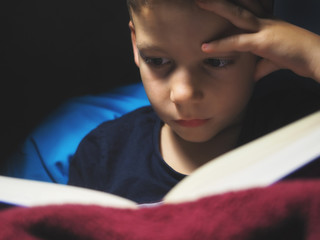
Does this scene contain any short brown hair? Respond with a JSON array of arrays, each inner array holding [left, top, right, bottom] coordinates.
[[127, 0, 192, 11], [127, 0, 193, 19], [127, 0, 274, 19]]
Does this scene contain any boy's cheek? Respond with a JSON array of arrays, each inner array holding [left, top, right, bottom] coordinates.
[[239, 53, 260, 82]]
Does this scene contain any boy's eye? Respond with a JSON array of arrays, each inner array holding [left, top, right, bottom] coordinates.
[[145, 58, 170, 66], [204, 58, 233, 68], [139, 52, 171, 67], [143, 57, 171, 66]]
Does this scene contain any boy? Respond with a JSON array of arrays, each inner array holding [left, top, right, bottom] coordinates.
[[68, 0, 320, 204]]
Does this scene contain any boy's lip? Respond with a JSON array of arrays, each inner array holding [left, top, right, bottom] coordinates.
[[174, 119, 210, 127]]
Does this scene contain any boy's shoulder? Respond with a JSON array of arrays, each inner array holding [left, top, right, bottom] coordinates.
[[72, 106, 160, 162], [101, 105, 156, 126], [87, 106, 158, 139]]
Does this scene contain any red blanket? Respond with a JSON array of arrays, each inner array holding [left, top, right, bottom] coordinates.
[[1, 180, 320, 240]]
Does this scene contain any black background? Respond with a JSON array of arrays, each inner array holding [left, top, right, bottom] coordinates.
[[1, 0, 139, 160]]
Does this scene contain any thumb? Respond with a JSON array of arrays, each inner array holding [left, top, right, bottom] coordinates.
[[254, 58, 281, 81]]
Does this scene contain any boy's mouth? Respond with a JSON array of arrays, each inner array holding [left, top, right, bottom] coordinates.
[[174, 119, 210, 128]]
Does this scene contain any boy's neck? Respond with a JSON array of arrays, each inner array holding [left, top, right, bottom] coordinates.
[[160, 123, 242, 175]]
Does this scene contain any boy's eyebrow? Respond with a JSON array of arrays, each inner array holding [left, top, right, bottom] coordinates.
[[136, 42, 167, 53]]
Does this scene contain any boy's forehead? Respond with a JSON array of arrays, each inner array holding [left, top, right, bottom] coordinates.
[[132, 3, 238, 50]]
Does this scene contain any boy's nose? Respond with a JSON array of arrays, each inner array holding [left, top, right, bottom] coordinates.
[[169, 69, 204, 104]]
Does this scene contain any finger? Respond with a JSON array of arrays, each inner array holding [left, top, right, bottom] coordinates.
[[254, 58, 281, 81], [196, 0, 260, 32], [201, 33, 257, 53]]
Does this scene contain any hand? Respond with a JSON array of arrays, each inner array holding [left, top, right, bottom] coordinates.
[[196, 0, 320, 82]]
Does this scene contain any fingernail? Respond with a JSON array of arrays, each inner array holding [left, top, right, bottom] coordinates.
[[201, 43, 210, 52]]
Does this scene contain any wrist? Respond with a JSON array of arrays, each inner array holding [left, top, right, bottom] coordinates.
[[312, 52, 320, 83], [296, 29, 320, 82], [308, 34, 320, 83]]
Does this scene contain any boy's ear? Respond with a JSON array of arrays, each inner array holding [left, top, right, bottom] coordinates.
[[129, 21, 140, 68]]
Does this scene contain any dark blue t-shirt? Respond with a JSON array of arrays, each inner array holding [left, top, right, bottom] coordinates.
[[68, 107, 185, 204], [68, 74, 320, 204]]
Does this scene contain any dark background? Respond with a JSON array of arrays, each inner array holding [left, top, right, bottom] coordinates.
[[1, 0, 320, 161], [1, 1, 139, 160]]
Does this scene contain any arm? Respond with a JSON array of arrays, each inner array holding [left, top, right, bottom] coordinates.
[[196, 0, 320, 83]]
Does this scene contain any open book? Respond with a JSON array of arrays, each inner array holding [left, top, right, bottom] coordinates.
[[1, 110, 320, 209]]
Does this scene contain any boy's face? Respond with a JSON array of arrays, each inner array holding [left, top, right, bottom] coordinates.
[[130, 3, 257, 143]]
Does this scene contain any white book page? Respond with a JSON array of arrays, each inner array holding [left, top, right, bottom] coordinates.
[[164, 110, 320, 204], [0, 176, 137, 209]]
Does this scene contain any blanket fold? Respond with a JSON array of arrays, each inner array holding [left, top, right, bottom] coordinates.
[[0, 180, 320, 240]]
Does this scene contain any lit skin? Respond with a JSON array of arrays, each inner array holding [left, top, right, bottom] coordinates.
[[129, 3, 258, 174]]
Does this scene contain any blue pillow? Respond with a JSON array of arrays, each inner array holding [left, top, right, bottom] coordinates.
[[3, 83, 150, 184]]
